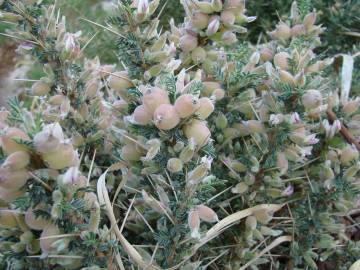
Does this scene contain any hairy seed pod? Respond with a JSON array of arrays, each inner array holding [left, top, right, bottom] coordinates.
[[303, 12, 316, 30], [291, 24, 305, 36], [84, 79, 99, 98], [215, 113, 228, 130], [188, 210, 200, 238], [273, 52, 290, 70], [0, 210, 18, 229], [273, 23, 292, 40], [121, 144, 142, 161], [0, 187, 24, 202], [342, 99, 360, 116], [40, 223, 61, 254], [34, 131, 60, 154], [191, 12, 209, 30], [253, 209, 273, 224], [179, 34, 198, 53], [279, 70, 295, 85], [302, 89, 322, 109], [108, 71, 133, 94], [197, 97, 214, 120], [260, 47, 274, 62], [49, 94, 65, 105], [142, 87, 170, 114], [25, 206, 50, 231], [221, 10, 235, 26], [340, 145, 359, 166], [133, 105, 152, 125], [196, 205, 219, 222], [191, 47, 207, 64], [184, 120, 211, 146], [0, 167, 29, 190], [3, 151, 30, 170], [222, 31, 237, 45], [31, 81, 51, 96], [174, 94, 200, 118], [245, 216, 257, 230], [42, 143, 77, 170], [203, 81, 222, 96], [167, 158, 183, 173], [276, 152, 288, 175], [88, 201, 100, 232], [244, 120, 265, 134], [232, 182, 249, 194], [0, 128, 30, 155], [154, 104, 180, 130]]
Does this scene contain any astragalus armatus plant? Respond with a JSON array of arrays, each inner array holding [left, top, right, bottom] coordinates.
[[0, 0, 360, 269]]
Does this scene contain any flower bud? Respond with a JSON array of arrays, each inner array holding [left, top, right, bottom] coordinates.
[[222, 31, 237, 45], [302, 89, 322, 109], [121, 144, 142, 161], [221, 10, 235, 26], [142, 87, 170, 114], [184, 119, 211, 146], [191, 47, 207, 64], [133, 105, 152, 125], [108, 71, 133, 94], [25, 206, 49, 231], [3, 151, 30, 170], [197, 97, 214, 119], [206, 16, 220, 36], [167, 158, 183, 173], [42, 143, 77, 169], [174, 94, 200, 118], [215, 113, 228, 129], [153, 104, 179, 130], [273, 52, 290, 70], [191, 12, 209, 30], [0, 128, 30, 155], [179, 34, 198, 53], [340, 145, 359, 166], [0, 167, 29, 190], [196, 205, 219, 222], [303, 12, 316, 30], [179, 140, 196, 163], [188, 210, 200, 238], [31, 81, 51, 96]]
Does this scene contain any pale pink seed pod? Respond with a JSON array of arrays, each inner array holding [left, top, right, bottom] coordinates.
[[191, 47, 207, 64], [108, 71, 133, 93], [142, 87, 170, 114], [0, 128, 30, 155], [203, 81, 222, 96], [279, 70, 295, 85], [291, 24, 305, 36], [39, 223, 61, 254], [196, 205, 219, 223], [206, 16, 220, 36], [0, 167, 29, 190], [244, 120, 265, 134], [133, 105, 152, 125], [212, 88, 225, 100], [191, 12, 209, 30], [31, 81, 51, 96], [221, 10, 235, 26], [0, 210, 18, 228], [174, 94, 200, 118], [260, 47, 274, 62], [179, 34, 198, 53], [303, 12, 316, 30], [167, 158, 183, 173], [154, 104, 180, 130], [49, 95, 65, 105], [342, 99, 360, 116], [222, 31, 237, 45], [273, 52, 290, 70], [184, 119, 211, 146], [25, 206, 50, 231], [34, 131, 60, 154], [274, 23, 292, 40], [121, 144, 142, 161], [188, 210, 200, 237], [84, 79, 99, 98], [340, 145, 359, 166], [42, 143, 77, 170], [3, 151, 30, 170], [301, 89, 322, 109], [197, 97, 214, 119], [0, 187, 24, 202]]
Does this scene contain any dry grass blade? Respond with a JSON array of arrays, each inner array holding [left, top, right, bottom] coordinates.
[[97, 170, 160, 270]]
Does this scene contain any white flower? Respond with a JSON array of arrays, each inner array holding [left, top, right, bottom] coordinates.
[[282, 185, 294, 196], [290, 112, 301, 124], [269, 114, 283, 125], [304, 134, 319, 145]]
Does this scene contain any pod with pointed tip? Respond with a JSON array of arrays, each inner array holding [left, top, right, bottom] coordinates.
[[133, 105, 152, 125], [3, 151, 30, 170], [197, 97, 214, 119], [174, 94, 200, 118], [0, 128, 30, 155], [142, 87, 170, 114], [196, 205, 218, 223], [154, 104, 180, 130], [184, 119, 211, 146]]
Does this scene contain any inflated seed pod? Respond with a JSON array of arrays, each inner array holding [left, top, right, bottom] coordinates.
[[279, 70, 295, 85], [184, 119, 211, 146], [84, 79, 100, 99], [108, 71, 133, 95], [179, 34, 198, 53], [270, 23, 291, 40], [301, 89, 322, 109], [142, 87, 170, 114], [273, 52, 290, 70], [0, 187, 25, 202], [191, 47, 207, 64], [196, 205, 219, 222], [215, 113, 228, 129], [244, 120, 265, 134], [0, 167, 29, 190], [121, 144, 142, 161], [133, 105, 152, 125], [202, 81, 222, 96], [0, 128, 30, 155], [31, 81, 51, 96], [174, 94, 200, 118], [303, 12, 316, 30], [291, 24, 305, 36], [260, 47, 274, 62], [2, 151, 30, 170], [231, 182, 249, 194], [0, 210, 18, 228], [212, 88, 225, 100], [191, 12, 209, 30], [253, 209, 273, 224], [340, 145, 359, 166], [42, 143, 77, 170], [154, 104, 180, 130], [222, 31, 237, 45], [167, 158, 183, 173], [342, 99, 360, 116], [197, 97, 214, 119], [25, 206, 50, 231], [245, 216, 257, 230], [221, 10, 235, 26], [39, 223, 62, 254], [188, 210, 200, 238]]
